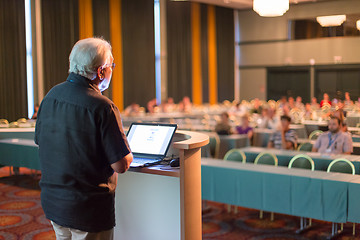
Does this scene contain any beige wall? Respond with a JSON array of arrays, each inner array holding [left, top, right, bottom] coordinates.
[[237, 0, 360, 100], [240, 68, 266, 100]]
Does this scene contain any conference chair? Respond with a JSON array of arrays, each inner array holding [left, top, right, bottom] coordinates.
[[223, 149, 246, 163], [254, 152, 278, 166], [321, 104, 331, 114], [288, 154, 315, 171], [254, 152, 278, 220], [9, 122, 19, 128], [290, 108, 302, 124], [210, 134, 221, 159], [16, 118, 27, 124], [327, 158, 355, 174], [327, 158, 356, 236], [0, 119, 9, 127], [308, 130, 323, 140], [297, 142, 313, 152], [288, 154, 315, 233]]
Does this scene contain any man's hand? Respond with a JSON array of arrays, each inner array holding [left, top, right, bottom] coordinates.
[[111, 153, 133, 173]]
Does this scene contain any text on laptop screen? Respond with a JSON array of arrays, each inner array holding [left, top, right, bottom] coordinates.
[[127, 124, 176, 155]]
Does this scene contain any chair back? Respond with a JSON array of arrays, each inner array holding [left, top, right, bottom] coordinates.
[[224, 149, 246, 163], [308, 130, 323, 140], [288, 154, 315, 171], [297, 142, 313, 152], [9, 122, 19, 128], [17, 118, 27, 123], [321, 104, 331, 113], [254, 152, 278, 166], [327, 158, 355, 175], [209, 134, 220, 159], [0, 119, 9, 127]]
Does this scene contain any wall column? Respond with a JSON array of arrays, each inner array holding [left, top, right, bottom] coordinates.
[[109, 0, 124, 111], [207, 5, 217, 105], [191, 3, 202, 105], [79, 0, 93, 39]]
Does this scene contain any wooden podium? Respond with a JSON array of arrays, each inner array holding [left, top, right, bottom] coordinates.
[[114, 130, 209, 240]]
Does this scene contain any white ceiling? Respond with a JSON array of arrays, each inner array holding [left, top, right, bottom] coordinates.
[[188, 0, 334, 10]]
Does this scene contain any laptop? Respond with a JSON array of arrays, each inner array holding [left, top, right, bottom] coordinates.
[[127, 122, 177, 167]]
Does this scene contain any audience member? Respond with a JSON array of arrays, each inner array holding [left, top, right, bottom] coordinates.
[[258, 108, 279, 130], [295, 96, 304, 110], [124, 103, 140, 116], [312, 116, 353, 154], [165, 97, 176, 112], [214, 112, 232, 135], [278, 96, 288, 109], [235, 115, 253, 140], [229, 102, 247, 115], [250, 98, 262, 114], [288, 97, 295, 110], [179, 96, 192, 113], [310, 97, 320, 110], [320, 93, 331, 107], [344, 92, 353, 106], [31, 104, 40, 119], [146, 98, 157, 113], [268, 115, 297, 150], [304, 103, 313, 120]]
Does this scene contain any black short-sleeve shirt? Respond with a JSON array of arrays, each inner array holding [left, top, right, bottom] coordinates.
[[34, 73, 131, 232]]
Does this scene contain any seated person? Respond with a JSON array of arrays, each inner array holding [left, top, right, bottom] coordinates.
[[295, 96, 304, 110], [214, 112, 232, 135], [320, 93, 332, 107], [310, 97, 320, 110], [344, 92, 353, 106], [304, 103, 313, 120], [31, 104, 40, 119], [268, 115, 297, 150], [235, 115, 253, 140], [250, 98, 262, 114], [312, 116, 353, 154], [258, 108, 279, 130], [124, 102, 140, 116]]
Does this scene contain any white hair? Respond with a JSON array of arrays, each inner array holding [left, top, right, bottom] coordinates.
[[69, 37, 112, 80]]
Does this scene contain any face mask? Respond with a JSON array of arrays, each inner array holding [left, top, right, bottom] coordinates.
[[98, 75, 111, 92]]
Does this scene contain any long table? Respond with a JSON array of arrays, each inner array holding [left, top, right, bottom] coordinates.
[[201, 158, 360, 224], [0, 128, 35, 140], [240, 147, 360, 174], [0, 138, 40, 170], [201, 133, 250, 159]]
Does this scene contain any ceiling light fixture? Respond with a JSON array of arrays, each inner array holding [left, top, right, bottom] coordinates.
[[357, 20, 360, 31], [253, 0, 289, 17], [316, 15, 346, 27]]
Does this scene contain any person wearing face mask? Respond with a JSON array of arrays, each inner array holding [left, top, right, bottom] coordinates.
[[312, 117, 353, 154], [35, 38, 133, 240]]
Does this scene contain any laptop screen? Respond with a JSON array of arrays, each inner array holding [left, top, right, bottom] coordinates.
[[126, 123, 177, 156]]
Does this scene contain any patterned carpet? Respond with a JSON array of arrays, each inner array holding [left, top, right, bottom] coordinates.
[[0, 167, 54, 240], [0, 167, 360, 240]]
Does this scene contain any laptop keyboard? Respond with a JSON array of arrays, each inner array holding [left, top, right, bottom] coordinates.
[[130, 157, 161, 167]]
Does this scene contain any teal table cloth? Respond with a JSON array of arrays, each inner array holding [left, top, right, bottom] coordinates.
[[0, 138, 40, 170], [347, 178, 360, 223], [201, 158, 359, 223]]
